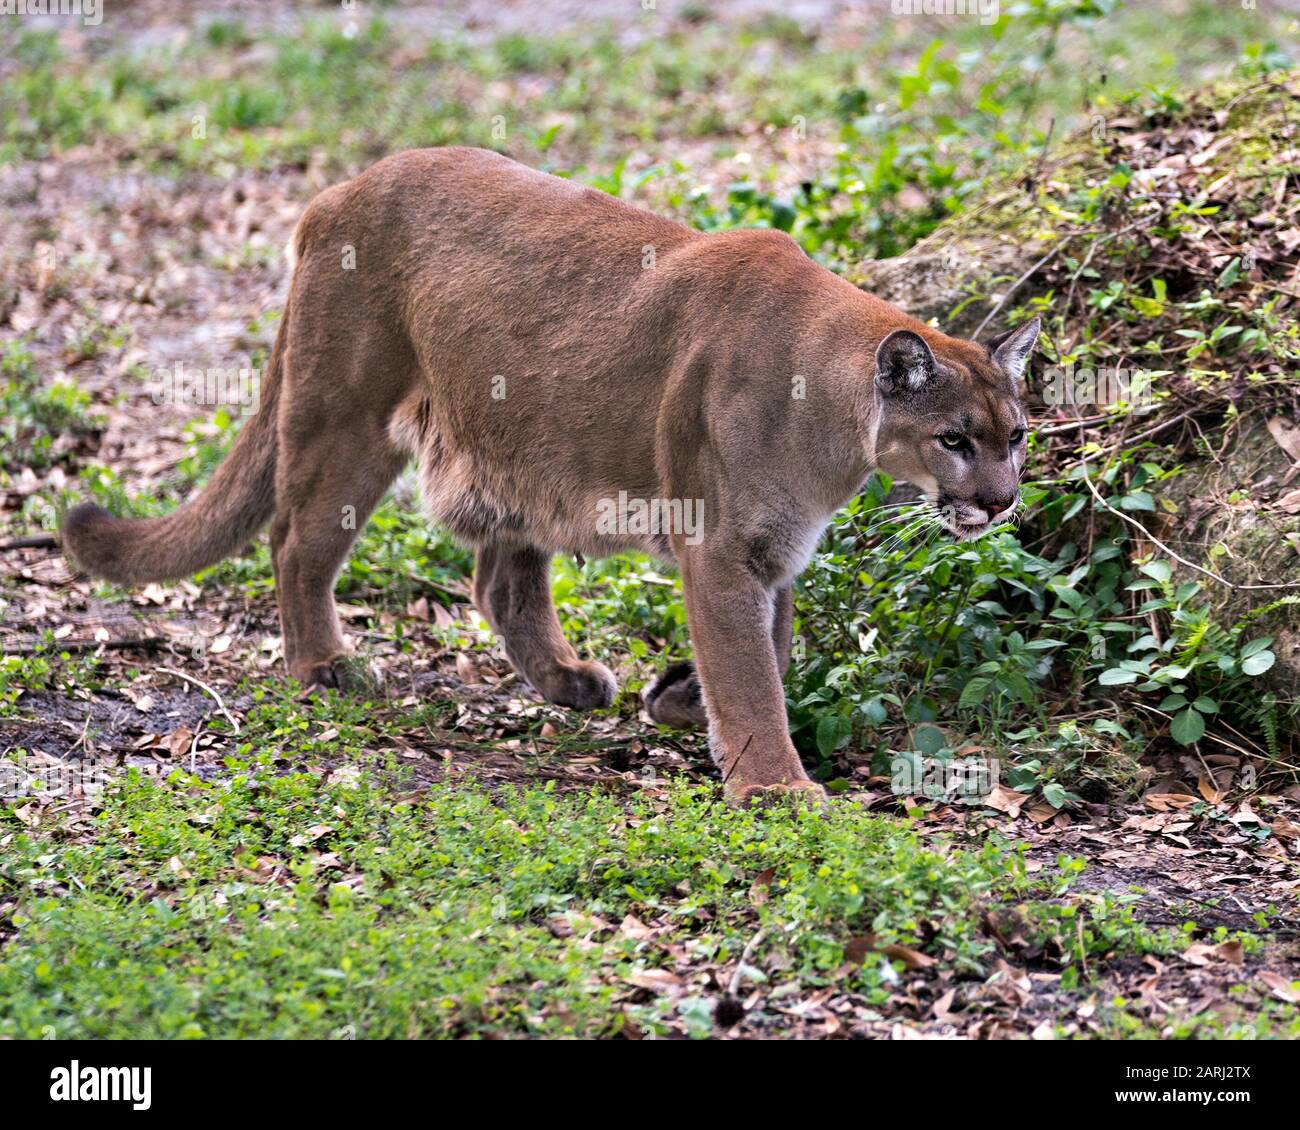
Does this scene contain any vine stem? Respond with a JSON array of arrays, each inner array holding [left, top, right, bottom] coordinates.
[[1079, 460, 1300, 592], [156, 667, 242, 734]]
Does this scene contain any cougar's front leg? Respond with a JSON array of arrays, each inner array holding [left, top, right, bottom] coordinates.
[[679, 554, 822, 805], [645, 582, 793, 729], [472, 542, 617, 709]]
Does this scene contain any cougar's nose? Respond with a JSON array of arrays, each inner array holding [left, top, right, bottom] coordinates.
[[981, 492, 1018, 517]]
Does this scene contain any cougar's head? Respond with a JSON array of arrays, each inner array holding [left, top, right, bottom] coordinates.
[[870, 317, 1039, 540]]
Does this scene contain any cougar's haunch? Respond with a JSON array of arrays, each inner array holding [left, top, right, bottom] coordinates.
[[62, 147, 1039, 805]]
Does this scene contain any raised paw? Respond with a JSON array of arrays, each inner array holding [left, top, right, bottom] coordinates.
[[644, 661, 708, 729]]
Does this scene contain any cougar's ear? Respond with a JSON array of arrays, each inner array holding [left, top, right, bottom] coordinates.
[[985, 316, 1041, 384], [874, 329, 937, 396]]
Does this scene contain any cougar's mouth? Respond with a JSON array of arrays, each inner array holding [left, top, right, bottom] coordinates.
[[935, 496, 1016, 541]]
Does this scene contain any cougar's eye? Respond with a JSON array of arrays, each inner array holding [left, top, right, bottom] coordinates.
[[1009, 428, 1026, 446], [937, 432, 966, 450]]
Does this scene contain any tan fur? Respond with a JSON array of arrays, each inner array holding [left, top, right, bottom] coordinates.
[[61, 148, 1036, 805]]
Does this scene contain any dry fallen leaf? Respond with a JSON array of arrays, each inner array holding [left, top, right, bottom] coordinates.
[[1269, 816, 1300, 841], [623, 968, 684, 995], [168, 855, 192, 879], [1182, 940, 1245, 967], [1215, 940, 1244, 966], [455, 653, 481, 684], [290, 823, 333, 848], [619, 915, 653, 940], [166, 727, 194, 759], [1026, 800, 1058, 824], [240, 855, 283, 882], [336, 603, 376, 621], [984, 784, 1029, 818], [1266, 416, 1300, 466], [1197, 773, 1228, 804], [1258, 971, 1300, 1003], [1229, 802, 1262, 828], [932, 987, 957, 1021], [545, 916, 573, 939]]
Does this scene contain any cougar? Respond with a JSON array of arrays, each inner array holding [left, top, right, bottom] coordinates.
[[62, 147, 1038, 806]]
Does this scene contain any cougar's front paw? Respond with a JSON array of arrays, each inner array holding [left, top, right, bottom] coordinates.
[[725, 777, 828, 810], [644, 661, 708, 729], [539, 659, 618, 710]]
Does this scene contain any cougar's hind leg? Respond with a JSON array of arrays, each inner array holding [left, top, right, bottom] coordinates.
[[270, 408, 405, 689], [472, 542, 616, 709], [645, 583, 793, 729], [643, 661, 705, 729]]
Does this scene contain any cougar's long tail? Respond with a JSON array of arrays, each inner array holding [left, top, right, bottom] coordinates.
[[61, 295, 293, 585]]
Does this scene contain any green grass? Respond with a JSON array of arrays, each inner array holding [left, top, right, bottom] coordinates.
[[0, 730, 1186, 1040], [0, 339, 98, 474], [0, 2, 1291, 264]]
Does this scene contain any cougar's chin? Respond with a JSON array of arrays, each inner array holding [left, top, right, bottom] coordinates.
[[944, 508, 1017, 541], [949, 520, 993, 541]]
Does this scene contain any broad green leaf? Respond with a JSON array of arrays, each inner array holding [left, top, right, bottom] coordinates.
[[1170, 708, 1205, 746], [1241, 650, 1275, 676], [1043, 782, 1069, 809], [1240, 637, 1273, 659], [1139, 560, 1172, 584], [816, 714, 850, 758]]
